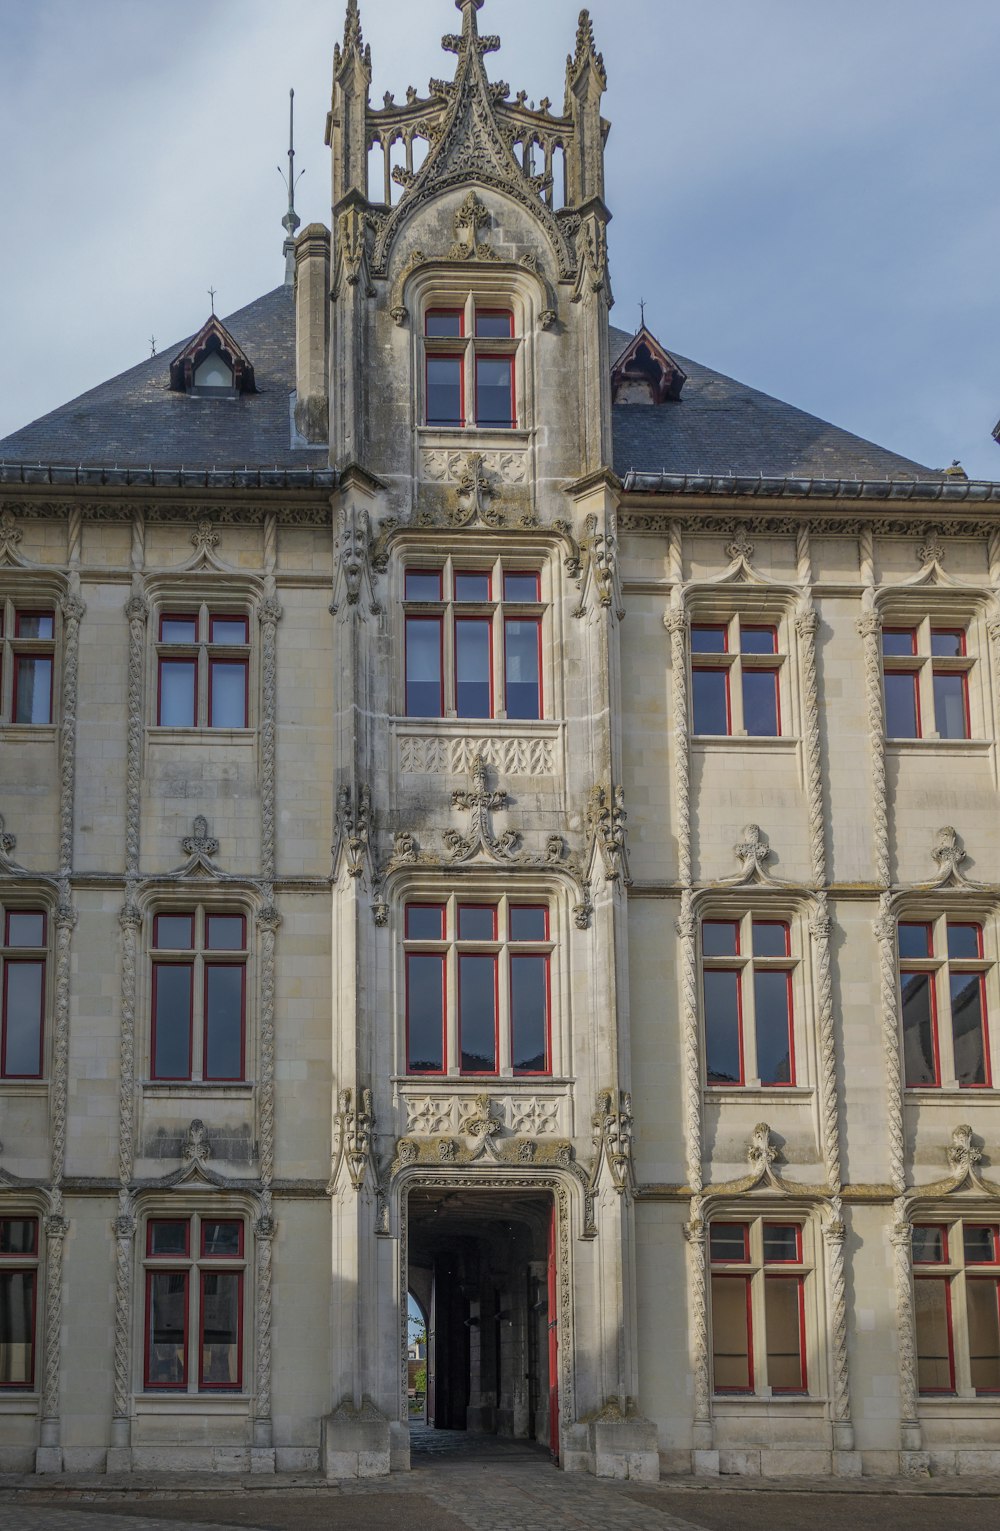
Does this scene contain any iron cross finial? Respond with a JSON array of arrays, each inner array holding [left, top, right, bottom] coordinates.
[[208, 286, 217, 315], [639, 297, 646, 328]]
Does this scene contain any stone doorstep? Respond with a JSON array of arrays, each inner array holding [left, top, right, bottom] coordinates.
[[3, 1471, 1000, 1499]]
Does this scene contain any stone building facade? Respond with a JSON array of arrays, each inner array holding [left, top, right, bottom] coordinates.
[[2, 0, 1000, 1482]]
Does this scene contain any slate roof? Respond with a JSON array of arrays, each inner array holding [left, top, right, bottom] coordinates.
[[608, 326, 940, 482], [0, 292, 942, 482], [0, 286, 317, 473]]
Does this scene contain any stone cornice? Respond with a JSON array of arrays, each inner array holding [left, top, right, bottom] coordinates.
[[620, 470, 1000, 505]]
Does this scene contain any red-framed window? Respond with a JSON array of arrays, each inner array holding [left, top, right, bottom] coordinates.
[[913, 1219, 1000, 1395], [404, 897, 552, 1076], [702, 916, 795, 1087], [150, 909, 248, 1082], [0, 603, 56, 725], [143, 1214, 245, 1392], [1, 908, 47, 1079], [710, 1218, 808, 1396], [0, 1215, 38, 1389], [156, 607, 250, 728], [899, 917, 991, 1089], [402, 562, 543, 720], [690, 617, 782, 737], [881, 621, 974, 740], [423, 304, 519, 429]]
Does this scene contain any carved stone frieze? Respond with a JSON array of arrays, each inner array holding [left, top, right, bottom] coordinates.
[[332, 1087, 376, 1191], [333, 783, 374, 879], [174, 816, 222, 877], [592, 1089, 634, 1194], [331, 503, 381, 616], [398, 732, 555, 777], [422, 447, 527, 487], [403, 1092, 562, 1138], [586, 780, 631, 886]]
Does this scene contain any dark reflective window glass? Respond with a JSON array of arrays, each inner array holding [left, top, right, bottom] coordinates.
[[425, 310, 463, 337], [209, 616, 248, 644], [901, 972, 937, 1086], [948, 924, 981, 959], [763, 1225, 800, 1262], [208, 660, 247, 728], [704, 970, 742, 1084], [146, 1271, 187, 1388], [3, 961, 44, 1076], [405, 569, 442, 601], [148, 1220, 189, 1257], [709, 1224, 749, 1262], [476, 356, 514, 428], [15, 611, 53, 639], [884, 671, 919, 737], [455, 618, 492, 718], [964, 1227, 998, 1264], [206, 916, 245, 951], [692, 669, 729, 733], [912, 1226, 947, 1264], [6, 912, 44, 948], [201, 1221, 242, 1258], [153, 915, 193, 950], [740, 627, 777, 654], [475, 310, 513, 338], [161, 615, 197, 644], [199, 1271, 241, 1388], [882, 629, 916, 656], [931, 630, 964, 658], [0, 1218, 37, 1256], [933, 672, 968, 739], [898, 924, 932, 959], [691, 626, 727, 653], [158, 659, 196, 727], [459, 954, 497, 1072], [455, 572, 490, 603], [13, 656, 52, 724], [752, 922, 788, 957], [502, 572, 540, 603], [407, 954, 444, 1072], [204, 965, 244, 1080], [511, 954, 548, 1073], [504, 619, 540, 720], [510, 906, 547, 942], [426, 356, 463, 426], [742, 668, 779, 736], [458, 905, 496, 941], [151, 964, 192, 1079], [0, 1270, 35, 1385], [702, 922, 739, 957], [755, 970, 793, 1085], [406, 906, 444, 941], [951, 973, 987, 1087], [405, 617, 443, 717]]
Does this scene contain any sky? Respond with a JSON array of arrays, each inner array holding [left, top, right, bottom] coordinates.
[[0, 0, 997, 478]]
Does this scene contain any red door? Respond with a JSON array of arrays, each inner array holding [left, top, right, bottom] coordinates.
[[547, 1200, 559, 1461]]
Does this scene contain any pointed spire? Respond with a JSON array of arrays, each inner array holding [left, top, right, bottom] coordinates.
[[280, 88, 302, 287], [567, 8, 607, 92], [334, 0, 371, 74]]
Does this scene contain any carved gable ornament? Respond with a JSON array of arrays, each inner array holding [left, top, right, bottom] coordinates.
[[611, 326, 686, 406], [168, 314, 257, 396]]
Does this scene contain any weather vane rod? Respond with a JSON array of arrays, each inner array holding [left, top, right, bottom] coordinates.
[[279, 87, 304, 284]]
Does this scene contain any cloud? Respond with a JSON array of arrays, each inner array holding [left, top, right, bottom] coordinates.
[[0, 0, 997, 476]]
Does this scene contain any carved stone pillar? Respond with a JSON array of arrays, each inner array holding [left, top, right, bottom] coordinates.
[[683, 1205, 716, 1472], [252, 905, 281, 1472], [823, 1211, 861, 1473], [875, 897, 906, 1196], [123, 593, 149, 879], [856, 608, 890, 891], [665, 605, 701, 1198], [35, 1210, 68, 1471], [810, 896, 841, 1192], [258, 568, 282, 887], [889, 1213, 927, 1466], [107, 1203, 137, 1467], [252, 1203, 276, 1469], [57, 592, 85, 879]]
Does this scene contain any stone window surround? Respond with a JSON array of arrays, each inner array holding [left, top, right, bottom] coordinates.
[[0, 1206, 43, 1400], [390, 533, 563, 725], [876, 595, 994, 749], [706, 1204, 829, 1407], [910, 1213, 1000, 1403], [391, 872, 570, 1084], [138, 897, 258, 1093], [684, 590, 800, 747], [134, 1198, 254, 1404], [696, 895, 818, 1099], [896, 901, 999, 1098], [0, 579, 65, 733], [142, 577, 266, 743], [0, 890, 53, 1086]]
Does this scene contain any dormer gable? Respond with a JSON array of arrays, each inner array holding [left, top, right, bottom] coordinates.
[[168, 314, 257, 397], [611, 325, 686, 406]]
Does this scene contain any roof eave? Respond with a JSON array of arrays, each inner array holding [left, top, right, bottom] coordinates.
[[620, 470, 1000, 504]]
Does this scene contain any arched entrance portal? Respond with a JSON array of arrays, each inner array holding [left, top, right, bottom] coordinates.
[[406, 1187, 558, 1459]]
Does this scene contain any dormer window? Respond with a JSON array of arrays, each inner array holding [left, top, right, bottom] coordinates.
[[611, 325, 686, 406], [169, 314, 256, 397], [423, 302, 518, 431]]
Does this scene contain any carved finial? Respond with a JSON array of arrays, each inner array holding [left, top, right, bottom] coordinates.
[[725, 525, 755, 564], [0, 814, 14, 858], [748, 1122, 778, 1170], [917, 529, 946, 567], [734, 823, 771, 879], [931, 825, 967, 883], [191, 520, 220, 556], [948, 1123, 983, 1175], [334, 0, 371, 72], [568, 8, 607, 88], [183, 1119, 211, 1164]]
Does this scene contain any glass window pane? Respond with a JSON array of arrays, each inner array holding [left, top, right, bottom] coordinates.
[[458, 906, 495, 941], [209, 616, 248, 644], [740, 627, 777, 654], [901, 972, 938, 1087], [765, 1277, 805, 1391], [209, 660, 247, 727], [405, 569, 442, 601], [2, 962, 44, 1076], [702, 922, 739, 957], [13, 656, 52, 724], [15, 611, 53, 639], [948, 924, 981, 960], [884, 671, 919, 737], [752, 922, 788, 958], [968, 1281, 1000, 1393], [476, 356, 514, 427], [742, 668, 779, 736], [504, 618, 540, 720], [206, 915, 245, 951], [160, 615, 198, 643], [204, 965, 245, 1080], [691, 626, 727, 653], [755, 970, 793, 1085], [407, 954, 445, 1072], [425, 310, 462, 338], [964, 1227, 997, 1264], [158, 659, 196, 727], [711, 1275, 751, 1391], [502, 572, 540, 603], [0, 1271, 35, 1386], [763, 1225, 800, 1263], [459, 954, 497, 1072], [406, 905, 444, 940], [153, 915, 193, 950], [202, 1221, 242, 1258], [912, 1226, 948, 1264], [405, 617, 442, 717], [475, 310, 513, 338], [0, 1218, 36, 1256], [931, 630, 964, 658], [709, 1224, 748, 1263], [882, 629, 916, 657], [934, 672, 968, 739], [151, 964, 192, 1080], [511, 954, 548, 1073], [426, 356, 463, 425], [6, 912, 45, 948], [146, 1271, 187, 1388], [898, 924, 932, 960], [200, 1271, 241, 1388], [455, 572, 490, 603], [915, 1278, 953, 1392], [148, 1220, 189, 1257], [951, 972, 988, 1087], [455, 618, 492, 718], [704, 970, 742, 1084], [510, 906, 547, 942], [692, 669, 729, 734]]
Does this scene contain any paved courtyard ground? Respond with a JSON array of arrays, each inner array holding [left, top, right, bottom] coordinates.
[[5, 1429, 1000, 1531]]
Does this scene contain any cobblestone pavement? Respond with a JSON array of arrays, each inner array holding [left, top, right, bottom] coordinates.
[[5, 1431, 1000, 1531]]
